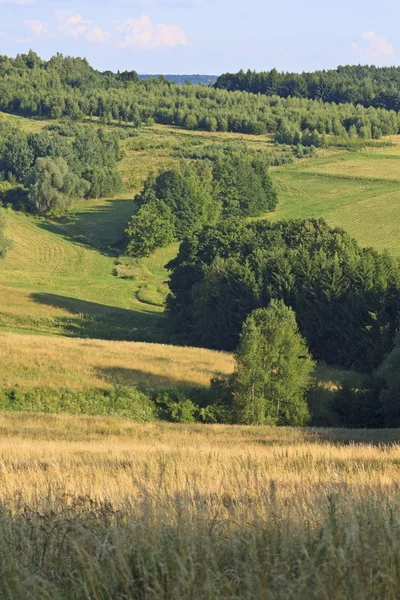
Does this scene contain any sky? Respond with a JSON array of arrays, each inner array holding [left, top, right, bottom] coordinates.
[[0, 0, 399, 74]]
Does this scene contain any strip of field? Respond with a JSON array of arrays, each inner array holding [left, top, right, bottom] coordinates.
[[0, 208, 174, 340], [0, 331, 234, 390]]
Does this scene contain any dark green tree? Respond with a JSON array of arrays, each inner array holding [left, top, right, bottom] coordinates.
[[0, 132, 34, 183]]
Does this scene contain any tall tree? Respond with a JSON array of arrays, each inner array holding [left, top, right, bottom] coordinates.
[[232, 301, 314, 425], [29, 157, 89, 215]]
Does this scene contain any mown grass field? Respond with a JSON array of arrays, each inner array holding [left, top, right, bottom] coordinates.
[[1, 413, 400, 598], [269, 141, 400, 255]]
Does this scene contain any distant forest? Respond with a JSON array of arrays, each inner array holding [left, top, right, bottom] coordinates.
[[0, 52, 399, 144], [140, 75, 218, 85], [215, 65, 400, 111]]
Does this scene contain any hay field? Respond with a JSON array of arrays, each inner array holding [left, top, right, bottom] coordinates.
[[1, 413, 400, 599], [0, 331, 234, 390]]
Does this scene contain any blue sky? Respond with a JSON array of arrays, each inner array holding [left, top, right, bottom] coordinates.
[[0, 0, 398, 74]]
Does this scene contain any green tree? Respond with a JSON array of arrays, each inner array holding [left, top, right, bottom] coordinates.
[[0, 132, 34, 183], [125, 196, 175, 257], [184, 113, 198, 130], [231, 301, 314, 425]]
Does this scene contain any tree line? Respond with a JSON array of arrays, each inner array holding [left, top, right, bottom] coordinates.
[[0, 52, 399, 143], [163, 217, 400, 427], [215, 65, 400, 112]]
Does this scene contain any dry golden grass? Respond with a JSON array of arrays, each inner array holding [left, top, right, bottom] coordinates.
[[0, 331, 234, 390], [1, 413, 399, 506], [1, 414, 400, 598]]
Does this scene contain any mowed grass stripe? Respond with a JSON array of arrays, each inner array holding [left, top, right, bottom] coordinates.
[[269, 171, 400, 255]]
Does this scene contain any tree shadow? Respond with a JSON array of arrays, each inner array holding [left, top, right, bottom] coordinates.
[[310, 428, 400, 447], [37, 199, 135, 256], [96, 366, 187, 390], [31, 292, 168, 343]]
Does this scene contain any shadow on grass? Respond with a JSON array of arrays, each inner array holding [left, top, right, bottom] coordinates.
[[37, 199, 135, 256], [310, 428, 400, 446], [97, 366, 188, 391], [31, 292, 168, 343]]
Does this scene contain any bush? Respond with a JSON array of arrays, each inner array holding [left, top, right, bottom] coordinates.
[[0, 385, 157, 422], [155, 389, 198, 423]]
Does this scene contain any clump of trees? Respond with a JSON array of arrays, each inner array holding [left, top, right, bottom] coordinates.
[[125, 153, 277, 257], [29, 157, 89, 215], [167, 218, 400, 373], [327, 331, 400, 429], [0, 118, 123, 215], [215, 65, 400, 112]]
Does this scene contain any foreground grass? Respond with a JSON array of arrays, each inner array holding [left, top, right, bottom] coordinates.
[[1, 414, 400, 599]]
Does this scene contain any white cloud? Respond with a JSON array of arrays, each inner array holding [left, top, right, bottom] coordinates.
[[351, 31, 395, 65], [24, 12, 111, 43], [57, 13, 92, 38], [25, 20, 45, 36], [117, 15, 188, 48], [86, 26, 111, 43]]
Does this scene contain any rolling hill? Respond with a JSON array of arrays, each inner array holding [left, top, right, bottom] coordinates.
[[1, 113, 400, 391]]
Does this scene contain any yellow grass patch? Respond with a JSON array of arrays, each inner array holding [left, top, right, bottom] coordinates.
[[0, 332, 234, 389]]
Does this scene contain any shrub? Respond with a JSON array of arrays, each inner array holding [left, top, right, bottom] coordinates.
[[0, 386, 157, 422], [155, 389, 198, 423]]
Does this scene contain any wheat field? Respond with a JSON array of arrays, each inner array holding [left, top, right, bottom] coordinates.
[[0, 413, 400, 599]]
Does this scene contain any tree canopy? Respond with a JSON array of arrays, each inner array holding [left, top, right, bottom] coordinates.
[[0, 53, 399, 143], [167, 218, 400, 372], [125, 154, 277, 257]]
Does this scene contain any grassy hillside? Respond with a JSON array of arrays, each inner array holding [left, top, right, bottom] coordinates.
[[269, 140, 400, 255], [1, 112, 400, 392], [0, 114, 280, 342], [0, 331, 233, 390]]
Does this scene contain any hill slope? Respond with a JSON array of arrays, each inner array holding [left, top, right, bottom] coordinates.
[[269, 142, 400, 255], [1, 117, 400, 392], [0, 331, 233, 390]]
